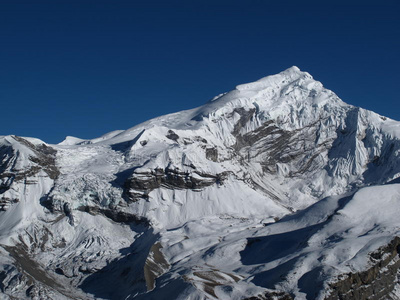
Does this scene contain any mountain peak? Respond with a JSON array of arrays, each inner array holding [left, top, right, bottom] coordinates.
[[235, 66, 313, 93], [100, 67, 344, 144], [2, 67, 400, 300], [283, 65, 302, 74], [280, 65, 313, 80]]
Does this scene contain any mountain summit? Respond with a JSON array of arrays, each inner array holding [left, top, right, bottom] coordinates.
[[1, 68, 400, 299]]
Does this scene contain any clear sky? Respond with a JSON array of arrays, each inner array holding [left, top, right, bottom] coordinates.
[[1, 0, 399, 144]]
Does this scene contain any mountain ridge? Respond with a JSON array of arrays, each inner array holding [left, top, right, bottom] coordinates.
[[1, 67, 400, 299]]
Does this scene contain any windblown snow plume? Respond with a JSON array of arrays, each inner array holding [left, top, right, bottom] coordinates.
[[1, 67, 400, 299]]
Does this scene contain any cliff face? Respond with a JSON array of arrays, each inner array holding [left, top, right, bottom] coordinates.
[[1, 67, 400, 299], [326, 237, 400, 300]]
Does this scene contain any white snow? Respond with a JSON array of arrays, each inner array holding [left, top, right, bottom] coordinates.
[[1, 67, 400, 299]]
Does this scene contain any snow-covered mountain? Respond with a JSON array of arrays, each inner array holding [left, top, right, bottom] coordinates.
[[1, 66, 400, 299]]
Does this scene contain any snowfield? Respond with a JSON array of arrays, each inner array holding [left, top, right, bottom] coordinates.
[[1, 67, 400, 299]]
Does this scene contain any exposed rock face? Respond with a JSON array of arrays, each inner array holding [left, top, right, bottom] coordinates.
[[144, 242, 170, 291], [0, 136, 59, 184], [205, 147, 218, 162], [123, 167, 227, 201], [166, 130, 179, 142], [326, 237, 400, 300], [234, 116, 326, 176], [77, 205, 149, 225], [244, 291, 293, 300], [9, 136, 59, 180], [0, 136, 59, 211]]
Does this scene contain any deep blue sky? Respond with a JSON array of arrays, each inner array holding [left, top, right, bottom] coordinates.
[[1, 0, 399, 144]]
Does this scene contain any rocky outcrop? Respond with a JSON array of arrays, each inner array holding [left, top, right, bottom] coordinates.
[[326, 237, 400, 300], [0, 136, 59, 184], [205, 147, 218, 162], [231, 107, 257, 138], [166, 130, 179, 142], [1, 243, 70, 299], [244, 291, 293, 300], [0, 136, 59, 211], [123, 167, 228, 201], [246, 237, 400, 300], [144, 242, 170, 291], [233, 114, 335, 179], [10, 136, 59, 180], [0, 197, 18, 211], [77, 205, 149, 225]]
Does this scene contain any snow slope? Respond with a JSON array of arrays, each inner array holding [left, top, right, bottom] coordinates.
[[1, 67, 400, 299]]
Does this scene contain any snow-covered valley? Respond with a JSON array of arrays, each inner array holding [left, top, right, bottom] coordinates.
[[1, 66, 400, 299]]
